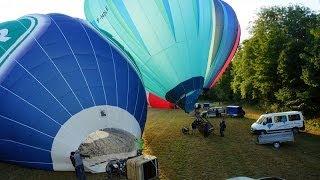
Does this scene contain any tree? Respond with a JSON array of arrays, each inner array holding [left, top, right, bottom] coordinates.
[[230, 5, 320, 116], [202, 66, 235, 102]]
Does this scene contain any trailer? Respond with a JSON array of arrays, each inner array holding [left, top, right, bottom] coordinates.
[[256, 130, 294, 149]]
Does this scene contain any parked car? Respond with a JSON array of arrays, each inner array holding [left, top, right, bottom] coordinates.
[[201, 107, 225, 118], [251, 111, 305, 135], [226, 106, 245, 117], [202, 103, 211, 110]]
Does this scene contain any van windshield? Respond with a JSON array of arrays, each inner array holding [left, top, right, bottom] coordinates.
[[256, 115, 265, 124]]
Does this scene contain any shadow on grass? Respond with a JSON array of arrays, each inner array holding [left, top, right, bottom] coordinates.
[[0, 162, 106, 180]]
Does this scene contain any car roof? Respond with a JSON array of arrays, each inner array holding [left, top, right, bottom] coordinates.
[[227, 105, 240, 108], [262, 111, 301, 116]]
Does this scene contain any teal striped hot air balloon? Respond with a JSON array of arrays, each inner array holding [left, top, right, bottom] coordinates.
[[84, 0, 240, 112]]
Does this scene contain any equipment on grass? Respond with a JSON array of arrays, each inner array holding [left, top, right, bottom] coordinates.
[[126, 155, 159, 180], [181, 127, 190, 135], [106, 159, 127, 179], [182, 114, 214, 137], [256, 130, 294, 149]]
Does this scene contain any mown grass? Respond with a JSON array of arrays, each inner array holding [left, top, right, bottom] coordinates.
[[0, 108, 319, 180], [143, 109, 320, 179]]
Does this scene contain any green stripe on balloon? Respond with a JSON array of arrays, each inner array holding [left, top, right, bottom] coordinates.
[[0, 17, 38, 67]]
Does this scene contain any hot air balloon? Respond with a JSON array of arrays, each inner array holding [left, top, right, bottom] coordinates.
[[84, 0, 240, 112], [147, 92, 175, 109], [204, 0, 241, 89], [0, 14, 147, 173]]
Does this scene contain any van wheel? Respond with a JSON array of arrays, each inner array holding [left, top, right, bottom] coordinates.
[[273, 142, 280, 149], [292, 128, 299, 135]]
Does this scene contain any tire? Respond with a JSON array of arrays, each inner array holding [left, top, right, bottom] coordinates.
[[273, 142, 280, 149], [292, 128, 299, 135]]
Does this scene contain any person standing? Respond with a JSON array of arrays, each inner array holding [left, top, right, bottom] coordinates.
[[215, 108, 220, 117], [219, 117, 226, 137], [194, 104, 201, 118], [70, 150, 88, 180]]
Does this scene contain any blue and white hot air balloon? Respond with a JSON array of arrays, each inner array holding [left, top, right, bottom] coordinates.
[[0, 14, 147, 172]]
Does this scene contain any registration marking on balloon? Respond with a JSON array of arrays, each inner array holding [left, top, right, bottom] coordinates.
[[97, 6, 109, 23], [0, 29, 11, 42]]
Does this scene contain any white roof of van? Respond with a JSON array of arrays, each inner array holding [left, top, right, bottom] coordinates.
[[227, 105, 240, 108], [263, 111, 301, 116]]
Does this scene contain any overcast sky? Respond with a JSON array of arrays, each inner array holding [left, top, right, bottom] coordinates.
[[0, 0, 319, 41]]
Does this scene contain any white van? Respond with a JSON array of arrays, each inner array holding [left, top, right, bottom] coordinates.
[[251, 111, 305, 134]]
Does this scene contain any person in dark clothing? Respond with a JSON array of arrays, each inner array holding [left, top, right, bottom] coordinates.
[[219, 117, 226, 137], [70, 150, 90, 180], [70, 152, 76, 167], [194, 104, 201, 118], [215, 109, 220, 117]]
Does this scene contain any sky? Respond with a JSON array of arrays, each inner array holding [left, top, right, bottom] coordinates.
[[0, 0, 319, 41]]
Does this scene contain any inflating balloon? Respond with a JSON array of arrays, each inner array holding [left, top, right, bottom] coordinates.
[[84, 0, 240, 112], [0, 14, 147, 172], [204, 0, 241, 88], [147, 92, 175, 109]]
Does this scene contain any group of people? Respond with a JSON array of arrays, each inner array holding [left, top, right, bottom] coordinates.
[[194, 105, 227, 137]]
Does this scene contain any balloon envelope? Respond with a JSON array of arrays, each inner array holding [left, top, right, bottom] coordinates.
[[84, 0, 240, 112], [0, 14, 147, 172], [147, 92, 175, 109]]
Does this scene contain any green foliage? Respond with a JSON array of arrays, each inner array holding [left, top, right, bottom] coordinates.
[[203, 66, 235, 102], [135, 138, 144, 150], [205, 5, 320, 117]]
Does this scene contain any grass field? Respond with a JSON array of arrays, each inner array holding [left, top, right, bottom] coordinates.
[[1, 108, 320, 179]]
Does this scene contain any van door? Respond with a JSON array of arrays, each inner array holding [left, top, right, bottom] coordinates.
[[263, 116, 274, 132], [274, 115, 288, 130]]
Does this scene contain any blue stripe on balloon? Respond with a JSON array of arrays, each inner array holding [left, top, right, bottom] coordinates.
[[210, 1, 237, 79], [195, 0, 200, 35], [162, 0, 176, 40], [0, 140, 53, 170], [112, 0, 149, 52], [204, 0, 238, 88]]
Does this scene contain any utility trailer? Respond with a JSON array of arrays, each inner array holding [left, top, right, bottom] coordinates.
[[256, 130, 294, 149]]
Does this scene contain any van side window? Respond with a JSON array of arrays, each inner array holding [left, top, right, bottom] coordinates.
[[266, 117, 272, 124], [288, 114, 301, 121], [275, 115, 287, 123]]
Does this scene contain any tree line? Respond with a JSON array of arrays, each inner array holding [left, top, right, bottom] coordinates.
[[203, 6, 320, 118]]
